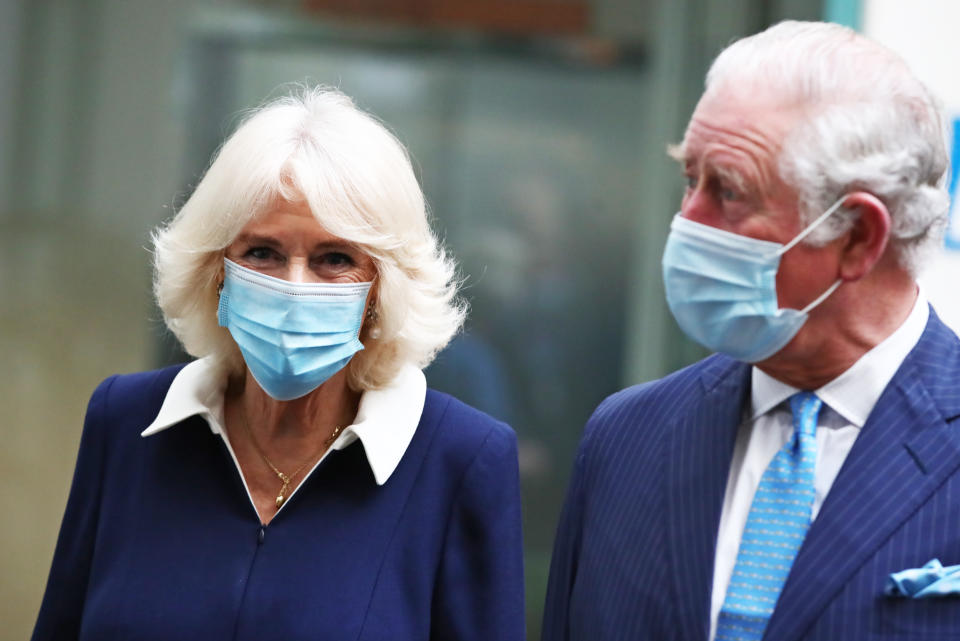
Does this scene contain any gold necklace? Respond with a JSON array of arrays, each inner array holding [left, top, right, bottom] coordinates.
[[239, 409, 344, 509]]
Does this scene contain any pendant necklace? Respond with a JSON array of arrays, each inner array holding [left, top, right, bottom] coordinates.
[[240, 410, 343, 508]]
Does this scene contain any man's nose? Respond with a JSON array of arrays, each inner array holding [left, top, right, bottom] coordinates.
[[680, 184, 714, 225]]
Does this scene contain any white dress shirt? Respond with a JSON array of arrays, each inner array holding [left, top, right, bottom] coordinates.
[[708, 293, 929, 641], [141, 357, 427, 517]]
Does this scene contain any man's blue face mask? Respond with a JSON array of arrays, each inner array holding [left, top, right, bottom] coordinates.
[[217, 258, 372, 401], [661, 198, 846, 363]]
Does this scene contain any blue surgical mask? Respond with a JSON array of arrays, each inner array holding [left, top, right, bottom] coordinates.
[[661, 199, 845, 363], [217, 258, 372, 401]]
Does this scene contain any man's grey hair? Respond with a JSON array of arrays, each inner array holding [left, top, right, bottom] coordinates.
[[706, 20, 949, 276]]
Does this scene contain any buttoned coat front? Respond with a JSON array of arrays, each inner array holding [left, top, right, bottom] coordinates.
[[33, 364, 525, 641]]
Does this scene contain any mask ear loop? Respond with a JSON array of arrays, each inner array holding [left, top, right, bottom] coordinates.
[[777, 196, 848, 256], [777, 196, 848, 314], [800, 279, 842, 314]]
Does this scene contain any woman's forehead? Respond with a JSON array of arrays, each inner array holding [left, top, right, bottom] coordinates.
[[241, 202, 338, 240]]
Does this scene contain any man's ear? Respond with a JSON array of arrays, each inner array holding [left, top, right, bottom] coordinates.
[[837, 191, 891, 282]]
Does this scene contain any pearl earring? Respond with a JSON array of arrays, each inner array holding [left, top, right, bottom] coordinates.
[[365, 304, 380, 340]]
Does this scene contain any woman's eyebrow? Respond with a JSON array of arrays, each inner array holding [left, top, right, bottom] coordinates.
[[233, 233, 282, 247], [309, 240, 358, 253]]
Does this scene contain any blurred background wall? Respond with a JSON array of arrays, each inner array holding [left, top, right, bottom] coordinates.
[[4, 0, 908, 638]]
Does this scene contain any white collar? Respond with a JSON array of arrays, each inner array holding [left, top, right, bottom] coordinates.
[[751, 291, 929, 426], [141, 357, 426, 485]]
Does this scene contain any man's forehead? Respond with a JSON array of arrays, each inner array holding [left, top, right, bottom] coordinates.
[[690, 84, 803, 132], [681, 92, 802, 168], [673, 128, 768, 182]]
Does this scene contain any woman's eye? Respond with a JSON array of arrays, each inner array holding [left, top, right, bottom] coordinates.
[[684, 174, 697, 190], [245, 246, 281, 262], [316, 252, 355, 269]]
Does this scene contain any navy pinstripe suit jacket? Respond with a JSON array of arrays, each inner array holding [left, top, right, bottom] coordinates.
[[543, 307, 960, 641]]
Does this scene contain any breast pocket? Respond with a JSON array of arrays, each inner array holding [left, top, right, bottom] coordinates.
[[875, 595, 960, 638]]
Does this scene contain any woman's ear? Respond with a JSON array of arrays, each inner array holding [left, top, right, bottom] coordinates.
[[837, 191, 891, 282], [363, 285, 382, 340]]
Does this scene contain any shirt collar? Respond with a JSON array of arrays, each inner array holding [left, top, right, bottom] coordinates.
[[751, 290, 928, 427], [141, 357, 426, 486], [330, 363, 426, 485], [142, 358, 228, 436]]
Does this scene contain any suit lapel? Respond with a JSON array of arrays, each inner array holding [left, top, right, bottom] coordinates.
[[666, 356, 750, 641], [764, 312, 960, 641]]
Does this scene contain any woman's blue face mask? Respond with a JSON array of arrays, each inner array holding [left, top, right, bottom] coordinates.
[[661, 198, 846, 363], [217, 258, 372, 400]]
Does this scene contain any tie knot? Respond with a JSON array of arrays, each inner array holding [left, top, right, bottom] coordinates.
[[789, 391, 822, 437]]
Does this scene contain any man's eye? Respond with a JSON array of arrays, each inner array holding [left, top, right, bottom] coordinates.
[[684, 174, 697, 190], [720, 187, 739, 201]]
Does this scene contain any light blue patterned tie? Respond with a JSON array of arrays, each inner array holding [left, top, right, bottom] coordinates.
[[715, 391, 823, 641]]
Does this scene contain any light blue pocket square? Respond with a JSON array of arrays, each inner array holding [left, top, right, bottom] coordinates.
[[885, 559, 960, 598]]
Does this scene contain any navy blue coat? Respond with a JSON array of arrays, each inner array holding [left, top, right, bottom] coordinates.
[[32, 364, 525, 641], [544, 309, 960, 641]]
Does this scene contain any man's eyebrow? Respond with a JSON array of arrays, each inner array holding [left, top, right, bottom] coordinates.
[[665, 140, 759, 197], [666, 142, 686, 164], [666, 151, 756, 198], [712, 164, 751, 195]]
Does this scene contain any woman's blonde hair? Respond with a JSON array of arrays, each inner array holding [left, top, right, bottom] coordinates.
[[152, 86, 465, 389]]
